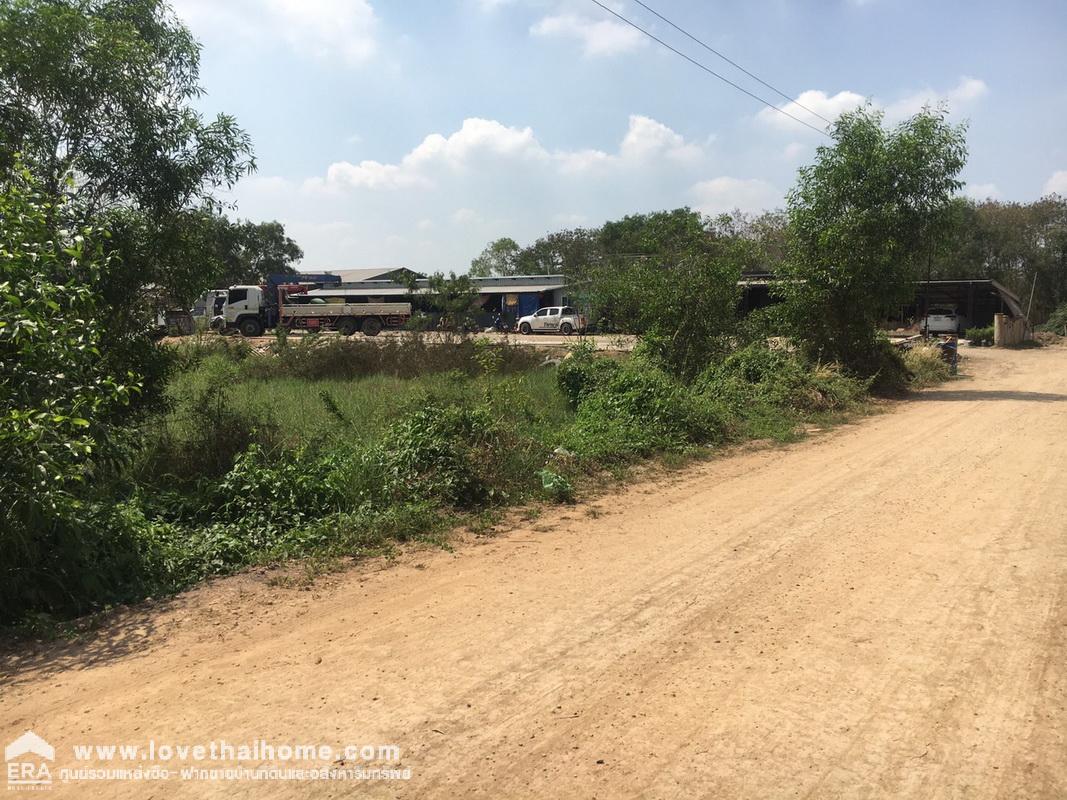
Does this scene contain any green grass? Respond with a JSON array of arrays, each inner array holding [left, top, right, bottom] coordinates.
[[5, 338, 885, 629], [162, 354, 572, 449]]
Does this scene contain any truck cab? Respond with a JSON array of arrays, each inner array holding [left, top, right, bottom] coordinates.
[[224, 285, 267, 337]]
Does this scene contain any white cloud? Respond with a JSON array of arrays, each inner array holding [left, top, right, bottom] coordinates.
[[404, 118, 546, 172], [620, 115, 703, 163], [171, 0, 378, 66], [883, 76, 988, 121], [756, 89, 864, 133], [304, 114, 707, 194], [756, 77, 988, 134], [964, 182, 1000, 200], [302, 160, 429, 192], [1043, 170, 1067, 197], [530, 13, 644, 57], [783, 142, 808, 160], [690, 177, 782, 216], [231, 115, 775, 274]]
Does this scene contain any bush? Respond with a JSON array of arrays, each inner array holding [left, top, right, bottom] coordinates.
[[965, 325, 994, 346], [537, 469, 575, 503], [556, 343, 621, 408], [364, 402, 521, 508], [903, 343, 951, 388], [865, 338, 911, 395], [1039, 302, 1067, 334], [700, 343, 868, 413], [137, 354, 280, 485], [736, 304, 789, 345], [236, 332, 542, 381], [1, 169, 145, 623], [562, 362, 728, 462]]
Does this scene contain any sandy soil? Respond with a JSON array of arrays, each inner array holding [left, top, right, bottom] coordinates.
[[2, 346, 1065, 799]]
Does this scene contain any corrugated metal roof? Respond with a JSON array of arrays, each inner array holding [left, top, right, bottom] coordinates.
[[305, 276, 566, 297], [306, 286, 412, 297], [477, 283, 564, 293], [317, 268, 413, 282]]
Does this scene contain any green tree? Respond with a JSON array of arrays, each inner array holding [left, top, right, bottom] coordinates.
[[598, 208, 709, 258], [585, 212, 750, 377], [0, 167, 145, 619], [427, 272, 480, 332], [0, 0, 256, 413], [217, 218, 304, 286], [0, 0, 254, 216], [469, 237, 521, 277], [781, 106, 967, 374], [708, 209, 789, 275], [930, 196, 1067, 322], [516, 228, 599, 275]]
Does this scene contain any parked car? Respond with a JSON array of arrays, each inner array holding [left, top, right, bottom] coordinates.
[[517, 306, 587, 335], [922, 307, 968, 334]]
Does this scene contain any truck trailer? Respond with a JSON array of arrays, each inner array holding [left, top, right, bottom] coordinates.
[[221, 275, 412, 337]]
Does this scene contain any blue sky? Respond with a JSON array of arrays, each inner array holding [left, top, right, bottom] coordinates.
[[172, 0, 1067, 273]]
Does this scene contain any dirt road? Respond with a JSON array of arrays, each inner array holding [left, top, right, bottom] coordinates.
[[2, 346, 1065, 799]]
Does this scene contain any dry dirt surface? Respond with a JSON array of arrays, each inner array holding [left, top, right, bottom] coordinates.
[[2, 346, 1066, 799]]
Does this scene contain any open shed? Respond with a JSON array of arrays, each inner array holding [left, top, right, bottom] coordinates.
[[908, 280, 1025, 328]]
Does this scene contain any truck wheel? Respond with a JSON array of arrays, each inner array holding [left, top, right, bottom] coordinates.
[[519, 322, 532, 335], [238, 317, 263, 337], [560, 322, 573, 336], [337, 317, 357, 336], [361, 316, 383, 337]]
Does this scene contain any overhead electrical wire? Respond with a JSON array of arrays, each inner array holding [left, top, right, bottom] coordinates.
[[629, 0, 834, 125], [586, 0, 831, 138]]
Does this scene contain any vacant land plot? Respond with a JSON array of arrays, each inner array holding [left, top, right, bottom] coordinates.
[[2, 346, 1065, 799]]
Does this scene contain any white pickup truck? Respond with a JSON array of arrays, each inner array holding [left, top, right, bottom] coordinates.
[[517, 306, 587, 336]]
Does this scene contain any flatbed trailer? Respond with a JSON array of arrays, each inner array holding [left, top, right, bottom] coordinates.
[[222, 282, 412, 337], [278, 299, 411, 336]]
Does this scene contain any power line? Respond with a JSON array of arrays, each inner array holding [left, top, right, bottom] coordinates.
[[586, 0, 830, 138], [630, 0, 834, 125]]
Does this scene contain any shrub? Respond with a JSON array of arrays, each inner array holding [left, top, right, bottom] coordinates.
[[556, 342, 620, 408], [562, 363, 728, 462], [700, 343, 868, 413], [537, 469, 575, 503], [903, 343, 951, 388], [1038, 302, 1067, 334], [736, 304, 789, 345], [366, 403, 506, 508], [866, 338, 911, 395], [238, 332, 541, 381], [0, 169, 144, 623], [137, 354, 280, 485], [964, 325, 994, 346]]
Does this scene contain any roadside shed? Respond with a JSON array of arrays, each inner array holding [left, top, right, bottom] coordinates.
[[908, 280, 1025, 328]]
